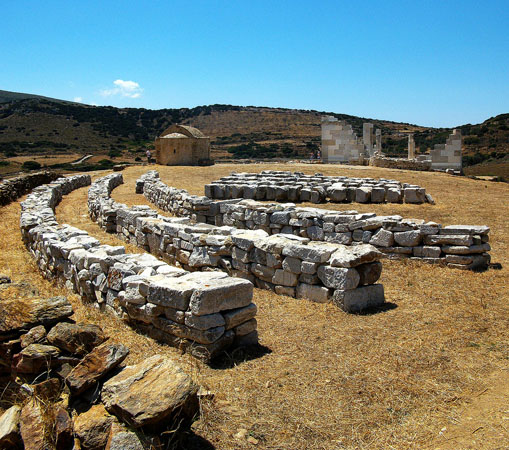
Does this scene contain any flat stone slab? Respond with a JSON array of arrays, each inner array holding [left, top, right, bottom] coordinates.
[[101, 355, 198, 428]]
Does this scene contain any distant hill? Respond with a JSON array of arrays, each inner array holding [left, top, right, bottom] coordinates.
[[0, 89, 79, 105], [0, 89, 507, 175]]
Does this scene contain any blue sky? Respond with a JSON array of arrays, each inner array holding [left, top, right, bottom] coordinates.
[[1, 0, 508, 127]]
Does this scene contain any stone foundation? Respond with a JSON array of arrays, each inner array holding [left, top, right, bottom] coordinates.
[[20, 175, 255, 362], [92, 173, 386, 312], [138, 171, 491, 271], [204, 170, 434, 204], [0, 171, 60, 206]]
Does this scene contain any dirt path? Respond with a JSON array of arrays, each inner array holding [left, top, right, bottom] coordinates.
[[433, 369, 509, 450]]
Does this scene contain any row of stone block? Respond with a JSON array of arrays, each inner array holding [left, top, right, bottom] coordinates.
[[137, 171, 491, 271], [95, 173, 387, 312], [20, 175, 256, 362], [204, 170, 434, 204]]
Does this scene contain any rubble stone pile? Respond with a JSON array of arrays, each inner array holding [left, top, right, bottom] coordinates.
[[137, 171, 492, 271], [93, 173, 386, 312], [0, 279, 199, 449], [204, 170, 435, 204], [20, 175, 256, 361]]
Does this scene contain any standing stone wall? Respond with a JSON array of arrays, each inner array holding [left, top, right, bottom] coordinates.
[[92, 173, 386, 312], [204, 170, 434, 204], [138, 171, 491, 271], [20, 175, 256, 362], [321, 116, 365, 163], [0, 171, 60, 206]]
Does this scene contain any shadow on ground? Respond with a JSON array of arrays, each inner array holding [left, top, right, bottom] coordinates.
[[209, 344, 272, 370]]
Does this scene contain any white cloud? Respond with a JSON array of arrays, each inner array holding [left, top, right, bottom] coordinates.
[[73, 96, 83, 103], [100, 79, 143, 98]]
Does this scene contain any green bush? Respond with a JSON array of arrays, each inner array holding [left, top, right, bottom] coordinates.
[[22, 160, 42, 170]]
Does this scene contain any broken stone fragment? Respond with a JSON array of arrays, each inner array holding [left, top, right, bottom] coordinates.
[[74, 404, 118, 450], [20, 325, 47, 348], [0, 295, 73, 335], [12, 344, 61, 373], [47, 322, 106, 355], [0, 405, 21, 448], [20, 399, 53, 450], [101, 355, 199, 428], [66, 342, 129, 395]]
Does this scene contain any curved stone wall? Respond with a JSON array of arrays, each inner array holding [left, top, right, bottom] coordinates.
[[0, 171, 60, 206], [138, 171, 491, 271], [20, 175, 254, 362], [92, 173, 386, 312], [204, 170, 434, 204]]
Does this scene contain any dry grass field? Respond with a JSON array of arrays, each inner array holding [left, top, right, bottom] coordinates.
[[1, 162, 508, 449]]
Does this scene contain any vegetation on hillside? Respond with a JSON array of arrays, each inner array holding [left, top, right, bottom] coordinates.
[[0, 91, 507, 174]]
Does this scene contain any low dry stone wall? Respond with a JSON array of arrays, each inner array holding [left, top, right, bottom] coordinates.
[[138, 171, 491, 271], [370, 156, 432, 171], [0, 171, 60, 206], [204, 170, 434, 204], [20, 175, 255, 362], [94, 173, 386, 312]]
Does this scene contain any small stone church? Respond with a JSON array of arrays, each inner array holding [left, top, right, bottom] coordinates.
[[154, 125, 213, 165]]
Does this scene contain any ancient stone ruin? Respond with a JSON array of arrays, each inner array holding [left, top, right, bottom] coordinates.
[[139, 170, 491, 271], [0, 171, 60, 206], [92, 173, 386, 312], [154, 124, 213, 166], [20, 175, 256, 362], [321, 115, 366, 163], [205, 170, 434, 204]]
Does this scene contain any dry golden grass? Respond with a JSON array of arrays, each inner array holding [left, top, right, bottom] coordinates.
[[1, 162, 509, 449]]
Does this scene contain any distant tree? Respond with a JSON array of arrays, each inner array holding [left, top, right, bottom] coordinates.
[[22, 160, 41, 170]]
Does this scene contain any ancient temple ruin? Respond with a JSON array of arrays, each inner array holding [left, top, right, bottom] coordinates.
[[321, 116, 366, 162], [428, 129, 462, 170], [155, 124, 212, 166]]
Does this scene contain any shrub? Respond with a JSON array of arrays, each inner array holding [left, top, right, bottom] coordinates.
[[22, 160, 42, 170]]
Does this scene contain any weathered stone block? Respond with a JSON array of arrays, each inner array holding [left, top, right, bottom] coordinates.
[[317, 266, 360, 290], [332, 284, 385, 312]]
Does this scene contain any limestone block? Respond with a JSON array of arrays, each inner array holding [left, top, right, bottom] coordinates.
[[329, 244, 381, 267], [317, 265, 360, 290], [282, 243, 333, 263], [332, 284, 385, 312], [250, 263, 276, 282], [412, 246, 441, 258], [439, 225, 490, 235], [386, 188, 402, 203], [282, 256, 302, 274], [369, 229, 394, 247], [188, 274, 253, 316], [355, 187, 371, 203], [370, 187, 386, 203], [222, 303, 258, 330], [301, 261, 318, 274], [272, 269, 298, 287], [441, 243, 490, 255], [404, 188, 426, 204], [296, 283, 330, 303], [394, 230, 422, 247], [233, 318, 257, 336], [424, 235, 474, 246], [184, 312, 225, 331], [231, 229, 269, 250], [307, 225, 325, 241]]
